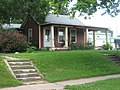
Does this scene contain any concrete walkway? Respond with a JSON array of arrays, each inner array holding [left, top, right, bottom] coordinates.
[[1, 74, 120, 90]]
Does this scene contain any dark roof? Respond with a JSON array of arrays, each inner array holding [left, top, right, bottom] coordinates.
[[45, 14, 85, 26]]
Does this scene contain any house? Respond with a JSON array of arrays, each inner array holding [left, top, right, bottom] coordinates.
[[2, 24, 21, 29], [20, 14, 109, 50], [88, 30, 113, 49]]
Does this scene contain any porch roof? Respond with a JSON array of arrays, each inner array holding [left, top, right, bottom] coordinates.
[[41, 23, 108, 31]]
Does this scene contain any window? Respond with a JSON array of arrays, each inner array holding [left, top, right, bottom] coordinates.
[[58, 29, 65, 43], [45, 29, 50, 42], [28, 28, 32, 42], [71, 29, 76, 42]]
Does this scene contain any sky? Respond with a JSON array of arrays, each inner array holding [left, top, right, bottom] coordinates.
[[69, 0, 120, 37], [76, 10, 120, 37]]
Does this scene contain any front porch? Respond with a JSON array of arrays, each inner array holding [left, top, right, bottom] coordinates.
[[40, 25, 109, 50]]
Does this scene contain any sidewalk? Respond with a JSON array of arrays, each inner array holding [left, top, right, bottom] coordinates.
[[1, 74, 120, 90]]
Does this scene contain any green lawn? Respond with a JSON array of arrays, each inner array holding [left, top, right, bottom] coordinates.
[[65, 78, 120, 90], [11, 50, 120, 82], [0, 56, 21, 88]]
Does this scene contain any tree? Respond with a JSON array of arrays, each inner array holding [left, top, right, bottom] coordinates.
[[50, 1, 70, 15], [49, 0, 120, 17], [0, 0, 119, 25], [0, 0, 50, 25]]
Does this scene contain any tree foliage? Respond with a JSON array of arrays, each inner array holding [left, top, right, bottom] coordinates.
[[0, 0, 120, 25], [49, 0, 120, 17], [0, 0, 50, 24]]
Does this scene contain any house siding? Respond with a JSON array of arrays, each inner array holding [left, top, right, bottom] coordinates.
[[21, 16, 39, 48], [40, 27, 44, 48]]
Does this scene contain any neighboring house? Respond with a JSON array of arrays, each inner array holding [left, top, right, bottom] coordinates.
[[88, 30, 113, 48], [20, 14, 109, 50], [2, 24, 21, 29], [2, 24, 22, 33]]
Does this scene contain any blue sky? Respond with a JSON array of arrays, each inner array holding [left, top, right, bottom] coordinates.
[[69, 0, 120, 37]]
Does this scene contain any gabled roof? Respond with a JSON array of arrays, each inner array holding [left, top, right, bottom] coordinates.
[[45, 14, 85, 26]]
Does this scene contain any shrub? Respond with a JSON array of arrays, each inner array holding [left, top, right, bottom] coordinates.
[[69, 42, 94, 50], [69, 43, 79, 50], [110, 45, 113, 50], [27, 46, 36, 53], [42, 47, 51, 51], [102, 43, 112, 50], [79, 44, 85, 50], [0, 30, 28, 53], [85, 43, 94, 50]]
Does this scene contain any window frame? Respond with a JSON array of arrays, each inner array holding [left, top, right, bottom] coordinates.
[[44, 28, 50, 42], [28, 28, 32, 42], [58, 28, 65, 43], [70, 29, 77, 43]]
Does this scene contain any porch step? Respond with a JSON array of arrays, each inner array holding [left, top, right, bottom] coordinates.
[[55, 47, 69, 51], [3, 56, 45, 85]]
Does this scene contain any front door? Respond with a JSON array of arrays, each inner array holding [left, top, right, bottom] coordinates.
[[44, 28, 51, 47]]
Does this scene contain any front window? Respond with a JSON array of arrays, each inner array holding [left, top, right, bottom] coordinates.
[[45, 29, 50, 42], [28, 28, 32, 42], [71, 29, 76, 42], [58, 29, 65, 43]]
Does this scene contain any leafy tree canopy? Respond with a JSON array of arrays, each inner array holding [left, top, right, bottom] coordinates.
[[0, 0, 120, 25], [49, 0, 120, 17], [0, 0, 50, 24]]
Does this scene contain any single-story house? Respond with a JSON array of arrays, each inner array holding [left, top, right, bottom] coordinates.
[[20, 14, 109, 50]]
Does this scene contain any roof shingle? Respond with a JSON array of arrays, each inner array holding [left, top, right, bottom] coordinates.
[[45, 14, 85, 26]]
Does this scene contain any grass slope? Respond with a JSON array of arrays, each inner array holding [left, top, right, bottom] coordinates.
[[65, 78, 120, 90], [12, 50, 120, 82], [0, 56, 21, 88]]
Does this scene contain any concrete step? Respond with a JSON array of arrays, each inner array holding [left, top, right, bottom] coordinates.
[[18, 76, 42, 82], [23, 80, 48, 85], [114, 61, 120, 63], [13, 69, 37, 74], [15, 73, 39, 78], [8, 59, 30, 62], [9, 62, 31, 65], [11, 65, 34, 69]]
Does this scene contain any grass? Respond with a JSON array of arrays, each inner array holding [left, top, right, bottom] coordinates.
[[0, 56, 21, 88], [65, 78, 120, 90], [11, 50, 120, 82]]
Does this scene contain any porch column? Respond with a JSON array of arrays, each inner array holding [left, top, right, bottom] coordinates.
[[93, 31, 96, 48], [85, 28, 88, 46], [51, 25, 55, 48], [38, 25, 41, 49], [65, 27, 68, 48], [105, 30, 108, 44]]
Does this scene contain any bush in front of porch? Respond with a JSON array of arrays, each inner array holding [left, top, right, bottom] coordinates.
[[69, 42, 94, 50]]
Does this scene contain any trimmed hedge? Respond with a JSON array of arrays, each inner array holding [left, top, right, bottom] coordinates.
[[0, 30, 28, 53]]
